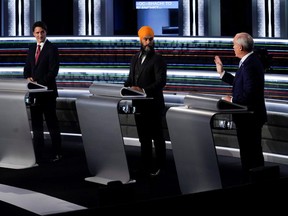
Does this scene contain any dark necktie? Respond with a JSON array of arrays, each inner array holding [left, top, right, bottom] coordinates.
[[35, 44, 41, 63]]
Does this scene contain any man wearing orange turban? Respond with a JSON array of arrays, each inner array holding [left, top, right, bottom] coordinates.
[[124, 26, 167, 178], [138, 26, 154, 42]]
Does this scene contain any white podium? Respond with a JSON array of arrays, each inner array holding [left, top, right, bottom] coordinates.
[[0, 79, 36, 168], [76, 83, 147, 185], [166, 94, 248, 194]]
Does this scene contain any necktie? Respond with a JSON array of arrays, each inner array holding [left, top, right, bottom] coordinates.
[[35, 44, 41, 63]]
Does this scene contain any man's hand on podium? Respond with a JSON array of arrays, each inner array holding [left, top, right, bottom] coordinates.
[[27, 77, 34, 82], [131, 86, 144, 93], [221, 95, 232, 103]]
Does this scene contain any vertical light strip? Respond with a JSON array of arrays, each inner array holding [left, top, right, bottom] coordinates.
[[87, 0, 92, 35], [78, 0, 85, 35], [23, 0, 30, 36], [198, 0, 204, 36], [18, 0, 22, 36], [267, 0, 272, 37], [257, 0, 265, 37], [192, 0, 196, 36], [274, 0, 280, 37], [257, 0, 280, 37], [7, 0, 15, 36], [94, 0, 101, 35], [182, 0, 190, 36]]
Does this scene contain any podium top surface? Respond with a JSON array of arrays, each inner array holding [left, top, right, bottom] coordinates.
[[89, 82, 147, 99], [0, 79, 27, 92], [89, 83, 122, 97], [184, 94, 247, 112]]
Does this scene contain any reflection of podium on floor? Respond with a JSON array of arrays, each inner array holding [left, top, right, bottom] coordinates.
[[76, 83, 148, 185], [0, 79, 40, 169], [166, 94, 248, 194]]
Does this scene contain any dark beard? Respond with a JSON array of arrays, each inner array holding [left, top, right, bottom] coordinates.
[[140, 45, 155, 55]]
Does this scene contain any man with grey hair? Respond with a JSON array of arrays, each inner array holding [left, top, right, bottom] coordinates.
[[214, 32, 267, 178]]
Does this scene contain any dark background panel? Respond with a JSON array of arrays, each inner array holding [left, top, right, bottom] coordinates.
[[113, 0, 137, 35], [220, 0, 252, 36], [41, 0, 74, 35]]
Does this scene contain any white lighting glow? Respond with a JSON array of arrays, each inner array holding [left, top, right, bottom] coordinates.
[[94, 1, 101, 35], [182, 0, 190, 36], [8, 0, 15, 36], [88, 0, 92, 35], [18, 0, 22, 36], [257, 0, 281, 37], [78, 0, 86, 35], [257, 0, 265, 37], [24, 0, 30, 36], [198, 0, 204, 36], [274, 0, 280, 37], [192, 0, 196, 36]]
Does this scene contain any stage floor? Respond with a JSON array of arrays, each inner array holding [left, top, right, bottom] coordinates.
[[0, 135, 288, 215]]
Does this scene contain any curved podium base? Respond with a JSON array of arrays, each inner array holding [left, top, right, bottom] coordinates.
[[0, 80, 36, 169], [76, 95, 132, 185], [167, 94, 249, 194], [167, 106, 222, 194]]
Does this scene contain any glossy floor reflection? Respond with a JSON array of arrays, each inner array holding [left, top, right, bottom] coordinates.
[[0, 136, 288, 215]]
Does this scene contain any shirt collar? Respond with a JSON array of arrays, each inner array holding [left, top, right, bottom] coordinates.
[[38, 39, 46, 47], [240, 51, 253, 63]]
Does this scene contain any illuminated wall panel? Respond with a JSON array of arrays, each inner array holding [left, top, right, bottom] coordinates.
[[182, 0, 206, 36], [0, 36, 287, 99], [256, 0, 281, 37], [6, 0, 31, 36], [77, 0, 101, 35], [182, 0, 190, 36]]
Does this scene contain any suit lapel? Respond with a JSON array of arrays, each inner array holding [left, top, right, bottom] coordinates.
[[133, 51, 153, 84], [233, 63, 243, 86], [135, 54, 148, 83], [31, 44, 37, 66]]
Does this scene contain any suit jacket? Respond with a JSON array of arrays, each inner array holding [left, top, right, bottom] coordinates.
[[124, 50, 167, 114], [222, 53, 267, 125], [23, 39, 59, 98]]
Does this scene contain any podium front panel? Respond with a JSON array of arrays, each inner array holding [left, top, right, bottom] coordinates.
[[76, 94, 131, 184], [0, 80, 36, 168], [167, 106, 222, 194]]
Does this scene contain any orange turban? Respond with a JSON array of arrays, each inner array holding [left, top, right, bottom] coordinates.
[[138, 26, 154, 41]]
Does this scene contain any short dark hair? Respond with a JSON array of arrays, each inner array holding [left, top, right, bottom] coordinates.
[[32, 21, 47, 32]]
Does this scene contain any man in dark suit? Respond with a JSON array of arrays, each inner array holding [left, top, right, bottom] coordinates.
[[23, 21, 62, 164], [214, 32, 267, 174], [124, 26, 167, 177]]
